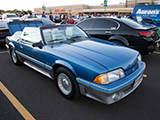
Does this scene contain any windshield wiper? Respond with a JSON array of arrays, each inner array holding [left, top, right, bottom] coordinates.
[[47, 39, 66, 43], [71, 36, 82, 39], [47, 39, 65, 43], [67, 36, 82, 41]]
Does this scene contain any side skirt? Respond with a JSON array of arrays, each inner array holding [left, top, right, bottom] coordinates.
[[16, 51, 54, 80], [23, 60, 53, 79]]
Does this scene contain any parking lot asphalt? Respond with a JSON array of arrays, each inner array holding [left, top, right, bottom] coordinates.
[[0, 45, 160, 120]]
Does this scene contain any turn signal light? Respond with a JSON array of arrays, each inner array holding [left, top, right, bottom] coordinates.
[[94, 74, 109, 84]]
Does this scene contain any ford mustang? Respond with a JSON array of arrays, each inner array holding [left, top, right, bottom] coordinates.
[[5, 24, 146, 104]]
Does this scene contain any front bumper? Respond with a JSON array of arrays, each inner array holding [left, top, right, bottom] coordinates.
[[77, 61, 146, 104]]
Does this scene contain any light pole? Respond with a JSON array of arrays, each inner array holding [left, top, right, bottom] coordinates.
[[103, 0, 107, 14]]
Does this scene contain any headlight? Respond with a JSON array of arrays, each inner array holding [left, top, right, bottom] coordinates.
[[138, 54, 142, 67], [94, 68, 125, 84]]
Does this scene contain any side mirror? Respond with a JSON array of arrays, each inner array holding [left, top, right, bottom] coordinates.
[[23, 32, 29, 36], [32, 41, 43, 48]]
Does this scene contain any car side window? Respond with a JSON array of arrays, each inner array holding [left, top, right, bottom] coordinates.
[[78, 19, 94, 29], [110, 21, 119, 30], [93, 19, 111, 29], [20, 28, 42, 44], [93, 19, 119, 30]]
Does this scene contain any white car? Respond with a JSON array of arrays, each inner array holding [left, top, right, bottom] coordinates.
[[2, 13, 20, 21]]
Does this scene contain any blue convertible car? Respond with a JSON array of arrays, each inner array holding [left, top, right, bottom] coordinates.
[[5, 24, 146, 104]]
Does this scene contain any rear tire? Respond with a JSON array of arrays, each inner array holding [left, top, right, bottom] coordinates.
[[10, 47, 21, 65], [55, 67, 80, 100]]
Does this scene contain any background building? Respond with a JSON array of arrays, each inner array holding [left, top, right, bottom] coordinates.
[[126, 0, 159, 8], [34, 0, 159, 15]]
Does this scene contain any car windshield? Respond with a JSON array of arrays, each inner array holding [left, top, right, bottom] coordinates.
[[42, 26, 89, 45], [7, 14, 18, 18], [120, 18, 144, 28]]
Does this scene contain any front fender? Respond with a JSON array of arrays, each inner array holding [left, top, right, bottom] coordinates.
[[54, 60, 78, 77], [109, 35, 129, 46], [8, 42, 15, 49]]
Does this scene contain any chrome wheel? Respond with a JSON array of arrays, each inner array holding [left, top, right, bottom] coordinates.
[[57, 73, 72, 95], [11, 49, 17, 63]]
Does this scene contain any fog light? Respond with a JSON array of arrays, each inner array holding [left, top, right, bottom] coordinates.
[[112, 93, 120, 101]]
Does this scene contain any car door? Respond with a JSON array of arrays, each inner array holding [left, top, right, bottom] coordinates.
[[89, 19, 119, 40], [16, 28, 44, 64]]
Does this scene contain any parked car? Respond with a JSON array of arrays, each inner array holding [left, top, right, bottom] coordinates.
[[126, 15, 160, 28], [77, 17, 160, 54], [61, 15, 80, 24], [141, 18, 160, 26], [2, 13, 20, 21], [0, 21, 10, 45], [53, 15, 61, 23], [5, 24, 145, 104]]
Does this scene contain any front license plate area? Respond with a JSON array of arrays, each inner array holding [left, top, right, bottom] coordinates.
[[133, 75, 143, 87]]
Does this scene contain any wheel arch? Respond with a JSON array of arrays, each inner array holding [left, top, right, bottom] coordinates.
[[52, 60, 78, 79], [109, 35, 129, 46], [8, 42, 15, 53]]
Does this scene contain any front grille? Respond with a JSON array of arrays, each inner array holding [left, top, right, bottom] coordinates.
[[125, 63, 139, 76]]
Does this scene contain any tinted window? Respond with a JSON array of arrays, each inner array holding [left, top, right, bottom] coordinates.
[[94, 19, 111, 29], [78, 19, 94, 29], [93, 19, 118, 29], [119, 18, 143, 28], [110, 21, 118, 29]]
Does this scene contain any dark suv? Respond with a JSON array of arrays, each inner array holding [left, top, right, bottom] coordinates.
[[77, 17, 160, 54]]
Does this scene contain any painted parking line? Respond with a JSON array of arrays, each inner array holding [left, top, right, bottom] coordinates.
[[143, 74, 147, 78], [153, 51, 160, 54], [0, 51, 8, 54], [0, 81, 35, 120]]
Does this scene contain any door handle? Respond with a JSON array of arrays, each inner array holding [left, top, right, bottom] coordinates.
[[105, 31, 111, 34]]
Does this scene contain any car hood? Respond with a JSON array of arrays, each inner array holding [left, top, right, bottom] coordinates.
[[55, 39, 139, 71]]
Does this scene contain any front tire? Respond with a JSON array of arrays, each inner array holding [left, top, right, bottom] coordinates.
[[10, 47, 21, 65], [55, 67, 80, 100]]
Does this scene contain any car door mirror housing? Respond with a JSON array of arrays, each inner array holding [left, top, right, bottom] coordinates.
[[32, 41, 43, 48], [23, 32, 29, 36]]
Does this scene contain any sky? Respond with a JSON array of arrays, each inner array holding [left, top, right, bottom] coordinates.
[[0, 0, 126, 12]]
